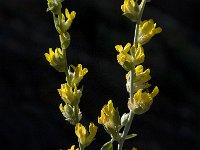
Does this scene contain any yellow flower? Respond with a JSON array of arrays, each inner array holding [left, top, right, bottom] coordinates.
[[126, 65, 151, 93], [128, 86, 159, 114], [134, 65, 151, 85], [58, 83, 82, 106], [98, 100, 120, 129], [121, 0, 140, 22], [44, 48, 65, 72], [75, 123, 98, 147], [69, 64, 88, 87], [68, 145, 79, 150], [59, 9, 76, 33], [115, 43, 145, 70], [65, 8, 76, 21], [138, 19, 162, 45], [133, 43, 145, 65], [115, 43, 133, 70], [98, 100, 121, 140]]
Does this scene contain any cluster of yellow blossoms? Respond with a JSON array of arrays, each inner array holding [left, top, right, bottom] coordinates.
[[45, 0, 97, 149], [98, 0, 161, 149], [115, 0, 161, 115], [99, 17, 161, 123], [44, 0, 162, 149]]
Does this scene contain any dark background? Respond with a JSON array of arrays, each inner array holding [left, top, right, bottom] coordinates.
[[0, 0, 200, 149]]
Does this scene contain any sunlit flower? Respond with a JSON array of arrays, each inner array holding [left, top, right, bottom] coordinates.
[[58, 83, 82, 106], [98, 100, 120, 129], [44, 48, 65, 72], [138, 19, 162, 45], [128, 86, 159, 114], [115, 43, 133, 70], [75, 123, 98, 147], [121, 0, 140, 21]]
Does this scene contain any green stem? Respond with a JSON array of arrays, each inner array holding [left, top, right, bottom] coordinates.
[[79, 142, 84, 150], [117, 69, 134, 150], [117, 0, 147, 150], [63, 47, 70, 80], [74, 105, 80, 124], [133, 0, 146, 47]]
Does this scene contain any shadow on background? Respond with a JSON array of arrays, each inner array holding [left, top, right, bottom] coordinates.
[[0, 0, 199, 149]]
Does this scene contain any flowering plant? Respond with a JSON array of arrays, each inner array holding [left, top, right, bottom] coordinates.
[[44, 0, 162, 149]]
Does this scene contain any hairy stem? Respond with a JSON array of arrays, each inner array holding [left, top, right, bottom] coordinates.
[[117, 69, 134, 150], [117, 0, 147, 149]]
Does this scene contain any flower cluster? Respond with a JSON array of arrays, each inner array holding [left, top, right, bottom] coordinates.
[[44, 0, 162, 149], [98, 0, 162, 149], [45, 0, 97, 149], [115, 3, 161, 115]]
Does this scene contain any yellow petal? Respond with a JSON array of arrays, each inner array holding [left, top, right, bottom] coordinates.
[[151, 86, 159, 98]]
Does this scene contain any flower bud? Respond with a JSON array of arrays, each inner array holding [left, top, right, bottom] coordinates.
[[59, 32, 70, 49], [59, 103, 82, 125]]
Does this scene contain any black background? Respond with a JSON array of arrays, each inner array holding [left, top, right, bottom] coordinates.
[[0, 0, 200, 149]]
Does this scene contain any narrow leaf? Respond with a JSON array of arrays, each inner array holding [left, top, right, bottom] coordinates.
[[126, 133, 137, 140], [101, 141, 113, 150]]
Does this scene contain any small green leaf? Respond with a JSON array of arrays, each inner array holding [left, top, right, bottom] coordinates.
[[101, 141, 113, 150], [126, 133, 137, 140]]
